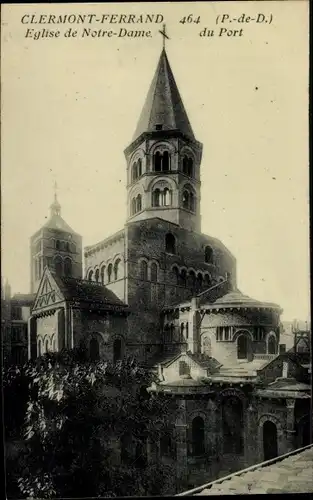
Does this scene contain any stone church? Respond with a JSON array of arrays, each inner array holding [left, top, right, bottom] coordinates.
[[26, 47, 311, 490]]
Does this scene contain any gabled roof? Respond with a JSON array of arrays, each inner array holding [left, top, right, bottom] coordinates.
[[32, 267, 127, 314], [132, 48, 195, 142], [53, 275, 127, 308]]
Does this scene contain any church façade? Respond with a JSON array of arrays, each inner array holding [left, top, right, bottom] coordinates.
[[26, 47, 311, 491]]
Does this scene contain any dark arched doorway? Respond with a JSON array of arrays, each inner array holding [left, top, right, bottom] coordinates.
[[237, 334, 248, 359], [302, 420, 311, 446], [298, 416, 311, 447], [268, 335, 277, 354], [263, 421, 278, 461], [191, 416, 205, 456], [113, 338, 122, 364], [90, 338, 100, 361], [222, 396, 244, 454]]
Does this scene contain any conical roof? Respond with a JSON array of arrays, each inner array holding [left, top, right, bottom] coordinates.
[[43, 192, 77, 234], [212, 289, 281, 310], [43, 213, 76, 234], [132, 49, 195, 141]]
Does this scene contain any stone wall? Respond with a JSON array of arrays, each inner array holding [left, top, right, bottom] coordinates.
[[125, 218, 236, 362]]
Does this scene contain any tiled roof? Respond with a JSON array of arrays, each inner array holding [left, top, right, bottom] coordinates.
[[177, 445, 313, 496], [210, 289, 281, 310], [188, 352, 221, 372], [132, 48, 195, 141], [53, 276, 127, 309]]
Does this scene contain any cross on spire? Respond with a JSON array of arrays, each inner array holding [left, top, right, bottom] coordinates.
[[50, 180, 61, 216], [54, 180, 58, 202], [159, 23, 170, 49]]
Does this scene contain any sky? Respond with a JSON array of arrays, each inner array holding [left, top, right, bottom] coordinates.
[[1, 2, 310, 321]]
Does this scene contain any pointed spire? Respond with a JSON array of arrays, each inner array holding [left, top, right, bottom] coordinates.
[[50, 181, 61, 217], [132, 48, 195, 142]]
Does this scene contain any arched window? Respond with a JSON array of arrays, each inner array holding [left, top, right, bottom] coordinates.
[[94, 269, 100, 282], [136, 194, 142, 212], [56, 240, 60, 250], [65, 242, 70, 252], [268, 335, 277, 355], [132, 162, 138, 182], [205, 246, 214, 264], [180, 269, 187, 287], [87, 269, 93, 281], [203, 337, 211, 357], [90, 338, 100, 361], [182, 156, 194, 177], [186, 323, 189, 339], [131, 198, 136, 216], [172, 266, 179, 285], [64, 258, 72, 277], [45, 339, 49, 353], [204, 274, 211, 287], [113, 338, 122, 364], [162, 151, 170, 171], [182, 190, 190, 209], [183, 156, 188, 175], [38, 339, 42, 357], [196, 272, 203, 291], [180, 323, 185, 340], [52, 338, 56, 351], [169, 324, 175, 342], [54, 256, 63, 276], [188, 158, 194, 177], [151, 262, 158, 282], [140, 260, 148, 280], [191, 416, 205, 456], [179, 360, 190, 376], [107, 263, 113, 283], [163, 188, 172, 206], [100, 266, 105, 284], [165, 233, 176, 254], [114, 259, 121, 281], [152, 188, 161, 207], [137, 158, 142, 177], [190, 192, 195, 211], [154, 151, 162, 172], [188, 270, 196, 290]]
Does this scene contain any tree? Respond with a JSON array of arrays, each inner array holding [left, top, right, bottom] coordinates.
[[4, 347, 175, 498]]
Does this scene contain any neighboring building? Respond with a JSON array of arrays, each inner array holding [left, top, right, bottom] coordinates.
[[1, 278, 12, 366], [10, 293, 35, 365], [3, 45, 311, 493], [1, 278, 34, 366]]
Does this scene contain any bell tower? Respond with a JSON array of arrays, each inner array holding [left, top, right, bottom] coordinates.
[[30, 185, 83, 293], [124, 43, 203, 233]]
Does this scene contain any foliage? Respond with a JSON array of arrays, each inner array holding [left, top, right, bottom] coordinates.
[[4, 347, 174, 498]]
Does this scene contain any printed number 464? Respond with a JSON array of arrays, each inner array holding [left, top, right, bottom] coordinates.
[[179, 15, 201, 24]]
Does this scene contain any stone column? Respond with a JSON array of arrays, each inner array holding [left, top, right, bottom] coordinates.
[[175, 398, 188, 492], [207, 399, 218, 478], [285, 398, 296, 453], [245, 401, 258, 467], [188, 298, 200, 354]]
